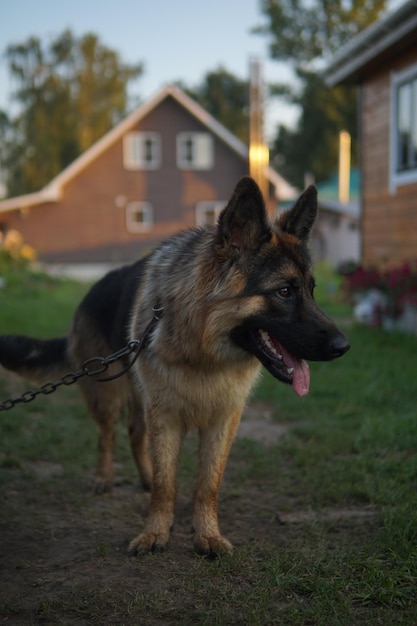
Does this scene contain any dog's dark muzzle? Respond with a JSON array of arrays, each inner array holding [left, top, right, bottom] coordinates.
[[329, 332, 350, 359], [271, 319, 350, 363], [305, 325, 350, 361]]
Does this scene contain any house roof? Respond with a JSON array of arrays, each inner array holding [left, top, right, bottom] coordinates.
[[323, 0, 417, 86], [317, 169, 360, 204], [317, 168, 360, 218], [280, 169, 361, 219], [0, 84, 296, 215]]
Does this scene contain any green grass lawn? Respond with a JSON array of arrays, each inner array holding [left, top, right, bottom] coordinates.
[[1, 262, 417, 625]]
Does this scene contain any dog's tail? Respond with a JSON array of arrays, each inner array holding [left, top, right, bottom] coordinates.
[[0, 335, 71, 384]]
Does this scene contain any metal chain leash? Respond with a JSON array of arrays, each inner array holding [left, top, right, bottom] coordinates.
[[0, 307, 162, 412]]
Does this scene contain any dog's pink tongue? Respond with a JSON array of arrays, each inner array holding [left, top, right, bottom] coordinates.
[[280, 345, 310, 397]]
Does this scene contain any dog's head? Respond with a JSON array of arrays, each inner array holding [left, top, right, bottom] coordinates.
[[215, 176, 350, 396]]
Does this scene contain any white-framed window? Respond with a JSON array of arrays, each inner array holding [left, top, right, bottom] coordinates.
[[195, 201, 226, 227], [390, 62, 417, 193], [123, 132, 161, 170], [126, 201, 153, 233], [177, 132, 214, 170]]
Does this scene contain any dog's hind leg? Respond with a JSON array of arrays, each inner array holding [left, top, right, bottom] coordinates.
[[78, 377, 124, 493], [128, 394, 153, 491], [192, 408, 242, 557]]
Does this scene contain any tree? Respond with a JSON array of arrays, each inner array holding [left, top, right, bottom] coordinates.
[[256, 0, 388, 67], [2, 30, 143, 196], [271, 69, 359, 185], [255, 0, 388, 186], [180, 67, 250, 144]]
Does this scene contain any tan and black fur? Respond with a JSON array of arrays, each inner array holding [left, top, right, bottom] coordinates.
[[0, 177, 349, 556]]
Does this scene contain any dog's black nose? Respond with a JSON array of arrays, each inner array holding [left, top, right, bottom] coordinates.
[[330, 333, 350, 358]]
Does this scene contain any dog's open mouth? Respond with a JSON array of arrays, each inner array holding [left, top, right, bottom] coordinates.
[[256, 329, 310, 397]]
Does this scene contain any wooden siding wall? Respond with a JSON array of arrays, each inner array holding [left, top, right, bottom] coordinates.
[[2, 96, 248, 263], [361, 48, 417, 268]]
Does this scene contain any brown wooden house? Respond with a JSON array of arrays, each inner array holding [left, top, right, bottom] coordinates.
[[0, 84, 295, 264], [324, 0, 417, 269]]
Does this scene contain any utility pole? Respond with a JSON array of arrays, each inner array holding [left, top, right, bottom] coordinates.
[[249, 58, 269, 201]]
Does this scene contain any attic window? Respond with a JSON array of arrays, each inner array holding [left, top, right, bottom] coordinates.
[[177, 132, 214, 170], [126, 201, 153, 233], [123, 132, 161, 170], [390, 62, 417, 192], [195, 201, 226, 227]]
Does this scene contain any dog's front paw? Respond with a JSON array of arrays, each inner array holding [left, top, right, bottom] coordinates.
[[194, 534, 233, 558], [128, 531, 169, 557], [93, 476, 112, 494]]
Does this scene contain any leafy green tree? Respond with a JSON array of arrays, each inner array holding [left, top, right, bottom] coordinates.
[[255, 0, 388, 186], [271, 69, 359, 185], [2, 30, 143, 196], [180, 67, 250, 144], [256, 0, 387, 66]]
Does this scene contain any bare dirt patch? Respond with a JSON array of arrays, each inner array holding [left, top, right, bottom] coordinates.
[[238, 402, 291, 445], [0, 404, 378, 626]]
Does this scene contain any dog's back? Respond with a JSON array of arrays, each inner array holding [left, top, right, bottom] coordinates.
[[69, 259, 146, 364]]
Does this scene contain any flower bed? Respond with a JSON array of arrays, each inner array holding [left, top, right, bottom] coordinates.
[[342, 261, 417, 333]]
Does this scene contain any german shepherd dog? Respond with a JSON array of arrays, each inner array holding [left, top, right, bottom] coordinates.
[[0, 177, 349, 556]]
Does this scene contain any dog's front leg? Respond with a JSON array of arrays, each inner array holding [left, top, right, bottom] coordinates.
[[128, 411, 184, 556], [192, 408, 242, 557]]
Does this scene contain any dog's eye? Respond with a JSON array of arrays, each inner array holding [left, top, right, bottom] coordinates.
[[277, 286, 291, 298]]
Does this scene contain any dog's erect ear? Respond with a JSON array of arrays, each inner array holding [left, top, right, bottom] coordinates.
[[278, 185, 317, 241], [216, 177, 271, 258]]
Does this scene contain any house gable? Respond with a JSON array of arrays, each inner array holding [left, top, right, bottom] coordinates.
[[0, 84, 295, 216], [0, 84, 296, 263]]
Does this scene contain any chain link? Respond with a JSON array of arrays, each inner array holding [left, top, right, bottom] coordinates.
[[0, 309, 161, 412]]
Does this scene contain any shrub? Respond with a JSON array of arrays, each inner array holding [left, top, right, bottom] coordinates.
[[342, 260, 417, 322], [0, 229, 36, 273]]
